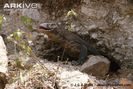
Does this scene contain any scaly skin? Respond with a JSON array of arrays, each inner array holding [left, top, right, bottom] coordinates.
[[38, 22, 120, 70]]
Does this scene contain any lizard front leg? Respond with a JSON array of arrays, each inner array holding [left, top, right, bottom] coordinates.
[[72, 44, 88, 65]]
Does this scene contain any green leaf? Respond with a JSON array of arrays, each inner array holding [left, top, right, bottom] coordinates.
[[26, 46, 32, 55], [0, 15, 3, 24], [21, 16, 33, 31], [0, 15, 3, 31], [13, 29, 23, 41], [20, 71, 24, 83], [15, 58, 22, 68], [21, 16, 32, 25], [27, 25, 33, 30], [20, 43, 26, 49], [20, 43, 32, 55], [67, 9, 77, 17]]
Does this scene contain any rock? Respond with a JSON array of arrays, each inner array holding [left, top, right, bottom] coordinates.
[[81, 2, 108, 19], [56, 71, 97, 89], [80, 55, 110, 77], [21, 9, 41, 21], [10, 9, 41, 21], [0, 36, 8, 73], [0, 36, 8, 89], [0, 72, 7, 89]]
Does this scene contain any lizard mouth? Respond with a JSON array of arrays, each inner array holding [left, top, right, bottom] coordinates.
[[39, 26, 51, 31], [39, 23, 57, 31], [39, 23, 52, 31]]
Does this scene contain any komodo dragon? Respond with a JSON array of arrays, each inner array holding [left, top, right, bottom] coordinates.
[[38, 22, 120, 71]]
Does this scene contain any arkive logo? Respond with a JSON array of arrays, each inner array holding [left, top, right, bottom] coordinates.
[[3, 3, 41, 9]]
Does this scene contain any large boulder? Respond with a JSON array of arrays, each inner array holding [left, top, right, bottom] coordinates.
[[0, 36, 8, 89], [0, 36, 8, 73], [80, 55, 110, 77], [78, 0, 133, 69]]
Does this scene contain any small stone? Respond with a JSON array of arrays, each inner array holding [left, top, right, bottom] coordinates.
[[91, 33, 98, 39], [0, 72, 7, 89], [80, 55, 110, 77]]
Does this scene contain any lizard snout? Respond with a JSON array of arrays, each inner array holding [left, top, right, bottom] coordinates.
[[39, 23, 57, 31]]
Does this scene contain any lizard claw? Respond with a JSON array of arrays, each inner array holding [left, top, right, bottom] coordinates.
[[71, 60, 82, 66]]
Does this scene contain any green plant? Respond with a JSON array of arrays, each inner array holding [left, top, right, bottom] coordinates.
[[21, 16, 33, 30], [66, 9, 78, 31], [7, 16, 34, 72], [67, 9, 77, 18], [7, 29, 32, 56], [0, 15, 3, 31], [6, 15, 54, 85]]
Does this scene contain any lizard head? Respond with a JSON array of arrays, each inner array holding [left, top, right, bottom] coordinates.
[[39, 23, 57, 32], [38, 22, 60, 41]]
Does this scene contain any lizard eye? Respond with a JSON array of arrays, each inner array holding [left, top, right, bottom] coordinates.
[[50, 23, 57, 29]]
